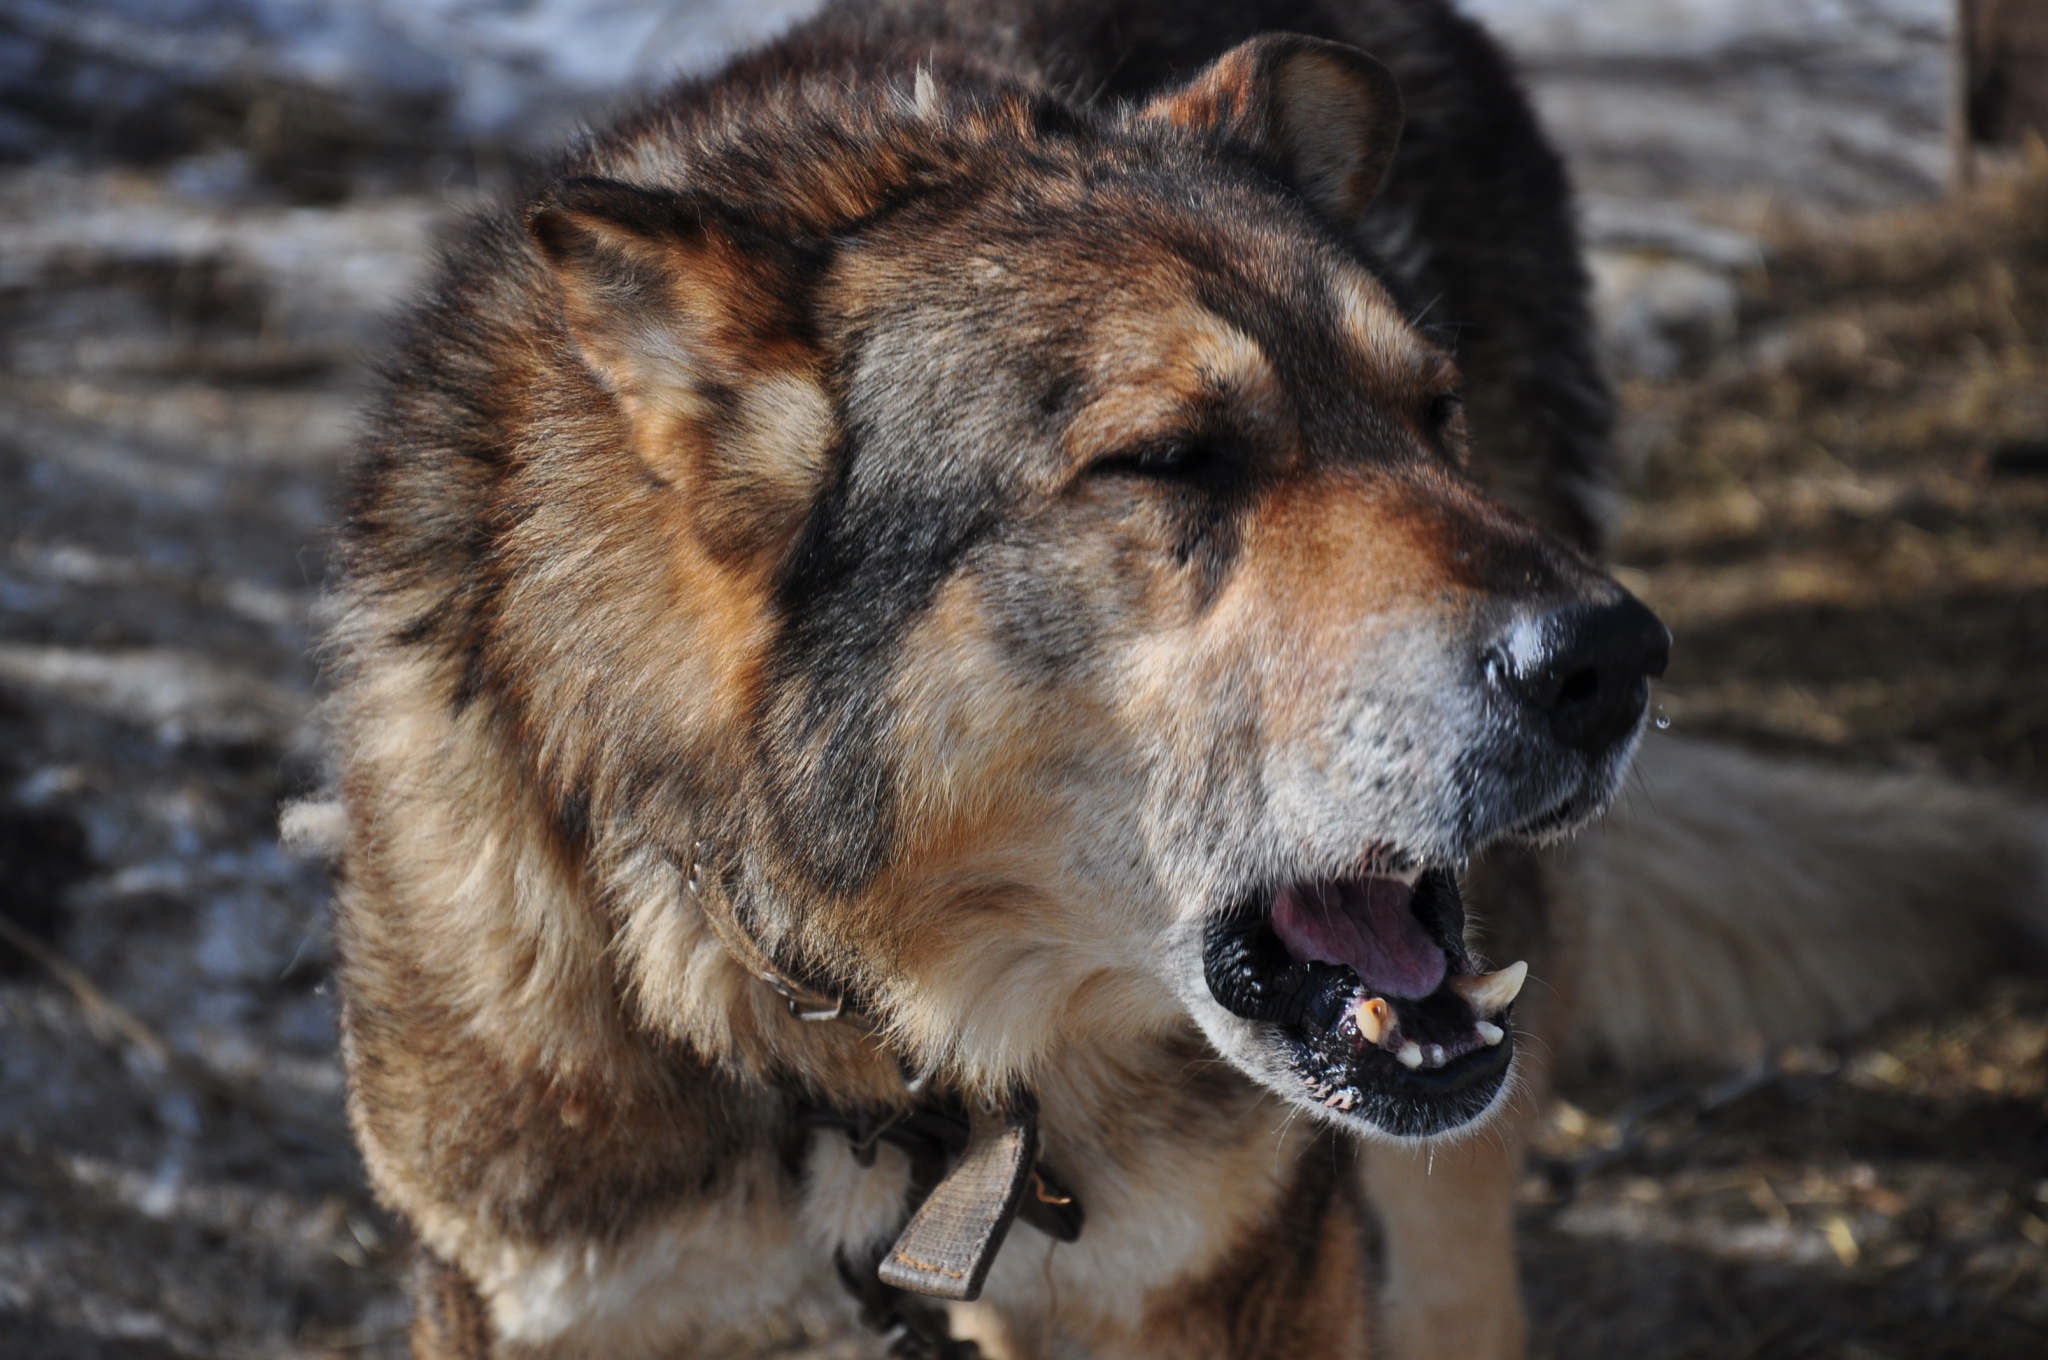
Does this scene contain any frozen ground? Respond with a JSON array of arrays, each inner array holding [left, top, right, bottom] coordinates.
[[1, 2, 2043, 1357], [1467, 0, 1955, 207], [0, 163, 428, 1358]]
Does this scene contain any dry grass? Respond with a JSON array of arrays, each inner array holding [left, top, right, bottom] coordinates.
[[1613, 151, 2048, 789]]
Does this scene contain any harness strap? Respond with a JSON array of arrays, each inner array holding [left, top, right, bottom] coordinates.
[[877, 1099, 1037, 1300], [798, 1103, 1083, 1244]]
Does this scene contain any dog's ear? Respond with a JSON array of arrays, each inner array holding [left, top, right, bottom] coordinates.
[[524, 177, 836, 563], [1138, 35, 1403, 230]]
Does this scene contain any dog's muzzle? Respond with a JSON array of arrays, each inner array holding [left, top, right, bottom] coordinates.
[[1203, 868, 1525, 1136]]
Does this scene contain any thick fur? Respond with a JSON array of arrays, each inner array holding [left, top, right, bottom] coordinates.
[[1552, 736, 2048, 1071], [321, 2, 2047, 1359]]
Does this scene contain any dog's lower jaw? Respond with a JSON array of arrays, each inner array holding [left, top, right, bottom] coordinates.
[[1187, 1000, 1520, 1143]]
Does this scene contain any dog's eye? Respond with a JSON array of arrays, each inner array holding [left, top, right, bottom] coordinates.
[[1425, 392, 1463, 432], [1093, 441, 1216, 481]]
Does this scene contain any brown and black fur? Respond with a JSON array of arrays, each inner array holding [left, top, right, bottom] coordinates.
[[324, 3, 2046, 1358], [795, 0, 1614, 550]]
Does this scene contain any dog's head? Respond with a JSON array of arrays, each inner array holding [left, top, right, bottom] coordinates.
[[521, 35, 1666, 1139]]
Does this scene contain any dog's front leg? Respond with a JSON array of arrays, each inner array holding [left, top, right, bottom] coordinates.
[[1361, 1096, 1535, 1360], [411, 1245, 494, 1360], [1362, 845, 1561, 1360]]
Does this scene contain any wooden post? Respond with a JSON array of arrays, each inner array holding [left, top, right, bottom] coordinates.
[[1952, 0, 1977, 187], [1958, 0, 2048, 183]]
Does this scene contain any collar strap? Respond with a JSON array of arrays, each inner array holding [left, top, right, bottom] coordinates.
[[685, 847, 856, 1024], [682, 846, 1084, 1306]]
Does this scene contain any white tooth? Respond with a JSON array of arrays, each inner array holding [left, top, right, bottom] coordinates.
[[1476, 1021, 1505, 1046], [1449, 961, 1528, 1016], [1396, 1041, 1424, 1069], [1425, 1044, 1445, 1068]]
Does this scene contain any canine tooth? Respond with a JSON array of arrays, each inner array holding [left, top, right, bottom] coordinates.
[[1425, 1044, 1445, 1068], [1449, 961, 1528, 1016], [1396, 1041, 1424, 1070], [1344, 996, 1392, 1046], [1476, 1020, 1505, 1046]]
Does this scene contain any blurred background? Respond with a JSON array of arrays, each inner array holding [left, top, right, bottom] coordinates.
[[0, 1, 2044, 1356]]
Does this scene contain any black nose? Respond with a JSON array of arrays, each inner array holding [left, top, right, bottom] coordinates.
[[1487, 595, 1671, 756]]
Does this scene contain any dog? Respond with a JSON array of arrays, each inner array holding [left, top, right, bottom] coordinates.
[[321, 2, 2048, 1357]]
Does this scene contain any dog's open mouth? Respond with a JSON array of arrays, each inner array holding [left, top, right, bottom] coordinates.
[[1202, 867, 1522, 1136]]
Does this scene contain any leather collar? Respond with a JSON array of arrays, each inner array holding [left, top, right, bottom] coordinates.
[[684, 847, 855, 1024], [681, 846, 1083, 1309]]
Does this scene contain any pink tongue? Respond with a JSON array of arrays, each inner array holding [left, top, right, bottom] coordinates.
[[1270, 877, 1447, 1000]]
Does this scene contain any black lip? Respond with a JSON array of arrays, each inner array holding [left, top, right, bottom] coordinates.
[[1392, 1036, 1513, 1094], [1502, 766, 1623, 844], [1407, 867, 1469, 961], [1202, 868, 1512, 1136], [1285, 1020, 1512, 1137]]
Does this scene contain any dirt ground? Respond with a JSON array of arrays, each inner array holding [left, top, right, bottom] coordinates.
[[1, 47, 2046, 1360]]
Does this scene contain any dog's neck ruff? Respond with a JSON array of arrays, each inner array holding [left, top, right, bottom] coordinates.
[[681, 847, 1082, 1334]]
